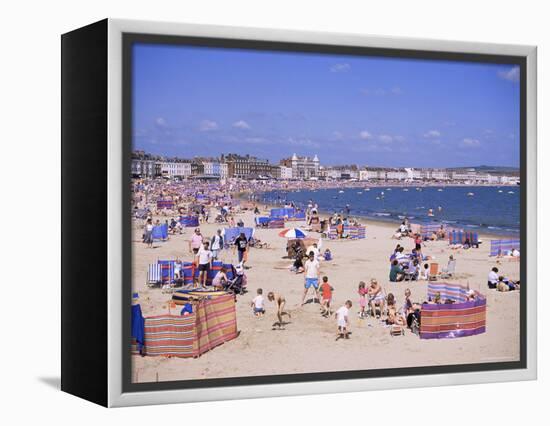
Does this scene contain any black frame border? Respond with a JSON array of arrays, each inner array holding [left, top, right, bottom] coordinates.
[[122, 32, 528, 394]]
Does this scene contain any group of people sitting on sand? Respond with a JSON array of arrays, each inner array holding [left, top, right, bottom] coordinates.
[[487, 266, 520, 291], [388, 244, 433, 282]]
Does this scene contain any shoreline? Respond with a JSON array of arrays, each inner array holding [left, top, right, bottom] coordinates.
[[244, 190, 519, 240]]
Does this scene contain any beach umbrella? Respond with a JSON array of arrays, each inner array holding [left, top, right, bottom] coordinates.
[[278, 227, 308, 239]]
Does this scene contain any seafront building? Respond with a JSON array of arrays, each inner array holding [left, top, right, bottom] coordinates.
[[131, 150, 519, 184], [280, 153, 320, 179]]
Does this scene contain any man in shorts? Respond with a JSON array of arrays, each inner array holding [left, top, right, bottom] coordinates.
[[196, 241, 212, 287], [301, 252, 320, 305]]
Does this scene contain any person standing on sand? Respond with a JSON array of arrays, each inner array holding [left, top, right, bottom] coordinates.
[[302, 252, 320, 305], [189, 228, 203, 255], [196, 241, 212, 287], [233, 232, 249, 265], [268, 291, 291, 329], [336, 300, 352, 340], [210, 229, 224, 260], [143, 218, 154, 248]]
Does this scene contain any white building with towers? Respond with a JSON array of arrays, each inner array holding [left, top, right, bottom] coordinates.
[[281, 153, 320, 179]]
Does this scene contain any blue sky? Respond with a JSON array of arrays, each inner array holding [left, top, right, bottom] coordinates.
[[132, 43, 521, 168]]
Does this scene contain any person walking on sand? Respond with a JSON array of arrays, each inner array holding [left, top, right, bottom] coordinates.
[[233, 232, 249, 266], [336, 300, 352, 340], [319, 276, 334, 317], [268, 291, 291, 329], [302, 252, 320, 305]]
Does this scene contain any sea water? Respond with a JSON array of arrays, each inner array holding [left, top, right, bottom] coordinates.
[[260, 186, 520, 236]]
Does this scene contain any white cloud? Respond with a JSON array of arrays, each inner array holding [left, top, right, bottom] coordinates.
[[155, 117, 167, 127], [232, 120, 250, 130], [390, 86, 402, 95], [461, 138, 481, 148], [244, 137, 268, 144], [498, 66, 520, 82], [423, 130, 441, 138], [379, 134, 394, 143], [361, 87, 401, 96], [286, 137, 320, 148], [359, 130, 373, 140], [199, 119, 218, 131], [330, 63, 351, 73]]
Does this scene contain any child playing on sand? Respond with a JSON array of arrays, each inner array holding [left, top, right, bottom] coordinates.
[[267, 291, 291, 329], [251, 288, 265, 316], [320, 276, 333, 317], [336, 300, 352, 340], [358, 281, 368, 318]]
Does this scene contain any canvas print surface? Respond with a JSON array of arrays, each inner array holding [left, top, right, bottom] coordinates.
[[129, 41, 521, 384]]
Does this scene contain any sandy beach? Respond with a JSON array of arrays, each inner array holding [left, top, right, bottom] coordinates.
[[131, 205, 520, 384]]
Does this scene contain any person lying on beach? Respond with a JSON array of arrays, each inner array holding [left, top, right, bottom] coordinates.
[[320, 276, 333, 317], [497, 276, 520, 292], [251, 288, 265, 316], [267, 291, 291, 329], [336, 300, 353, 340], [368, 279, 386, 319]]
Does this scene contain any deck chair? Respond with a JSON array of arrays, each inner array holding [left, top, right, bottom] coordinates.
[[440, 260, 456, 279], [428, 263, 439, 281], [390, 325, 405, 336], [158, 261, 175, 285], [146, 264, 162, 287]]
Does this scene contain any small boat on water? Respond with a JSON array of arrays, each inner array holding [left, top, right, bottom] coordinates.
[[498, 190, 503, 193], [508, 191, 515, 194], [338, 190, 344, 193], [357, 191, 363, 194], [467, 192, 474, 196], [437, 188, 443, 192], [386, 188, 392, 191], [364, 188, 371, 191], [403, 188, 409, 192]]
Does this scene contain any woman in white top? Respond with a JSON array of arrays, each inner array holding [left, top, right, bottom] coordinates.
[[144, 219, 154, 248]]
